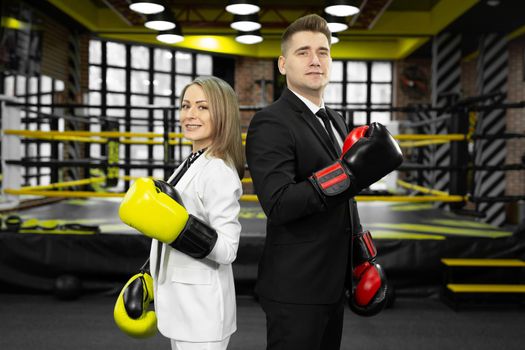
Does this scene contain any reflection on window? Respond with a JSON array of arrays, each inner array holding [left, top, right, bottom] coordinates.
[[176, 52, 192, 73], [89, 66, 101, 90], [88, 92, 101, 116], [347, 62, 367, 81], [324, 83, 342, 104], [330, 61, 343, 81], [371, 62, 392, 82], [175, 75, 192, 97], [346, 83, 367, 103], [16, 76, 26, 95], [41, 76, 52, 93], [197, 54, 212, 75], [29, 76, 38, 94], [131, 71, 150, 94], [154, 73, 172, 96], [107, 42, 126, 67], [132, 46, 150, 69], [4, 76, 14, 95], [371, 83, 391, 104], [89, 40, 101, 65], [106, 68, 126, 92], [154, 49, 172, 71], [107, 93, 125, 107], [370, 111, 391, 124], [55, 80, 64, 92]]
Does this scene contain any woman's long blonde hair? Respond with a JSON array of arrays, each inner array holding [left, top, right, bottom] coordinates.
[[180, 76, 245, 179]]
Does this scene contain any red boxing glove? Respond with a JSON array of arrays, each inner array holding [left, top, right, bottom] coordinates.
[[310, 123, 403, 203], [348, 230, 388, 317], [342, 125, 368, 154]]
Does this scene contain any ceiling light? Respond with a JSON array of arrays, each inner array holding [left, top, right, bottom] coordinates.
[[331, 33, 340, 44], [230, 14, 261, 32], [226, 1, 260, 15], [157, 26, 184, 44], [324, 0, 360, 17], [236, 30, 263, 44], [129, 0, 165, 15], [144, 11, 176, 31], [324, 14, 348, 33]]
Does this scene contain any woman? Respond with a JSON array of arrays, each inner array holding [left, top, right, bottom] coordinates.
[[118, 76, 244, 349], [157, 76, 244, 350]]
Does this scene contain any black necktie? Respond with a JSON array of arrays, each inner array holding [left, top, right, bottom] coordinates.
[[169, 149, 206, 186], [316, 108, 341, 155]]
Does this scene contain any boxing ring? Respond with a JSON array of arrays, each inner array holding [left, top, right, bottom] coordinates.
[[0, 197, 522, 298], [1, 96, 524, 301]]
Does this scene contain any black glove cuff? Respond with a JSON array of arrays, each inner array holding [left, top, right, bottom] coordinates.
[[353, 230, 377, 265], [170, 215, 218, 259]]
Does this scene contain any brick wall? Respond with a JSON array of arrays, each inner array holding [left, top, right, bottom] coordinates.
[[234, 57, 274, 193], [393, 58, 432, 120], [461, 58, 477, 98], [39, 11, 89, 102], [235, 57, 274, 131]]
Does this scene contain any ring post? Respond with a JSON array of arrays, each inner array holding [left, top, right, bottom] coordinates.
[[1, 96, 21, 209], [448, 106, 469, 211], [104, 117, 120, 187]]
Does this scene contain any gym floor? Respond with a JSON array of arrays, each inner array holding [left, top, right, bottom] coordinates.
[[1, 293, 524, 350]]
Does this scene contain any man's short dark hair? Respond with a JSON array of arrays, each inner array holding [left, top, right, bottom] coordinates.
[[281, 14, 331, 55]]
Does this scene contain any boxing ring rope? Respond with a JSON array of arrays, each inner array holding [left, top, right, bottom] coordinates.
[[2, 98, 524, 215]]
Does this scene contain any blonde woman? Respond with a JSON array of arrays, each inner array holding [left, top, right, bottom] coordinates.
[[119, 76, 244, 350]]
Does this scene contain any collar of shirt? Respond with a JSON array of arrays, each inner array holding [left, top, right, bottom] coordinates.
[[289, 89, 325, 115]]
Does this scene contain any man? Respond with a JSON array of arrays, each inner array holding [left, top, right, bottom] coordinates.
[[245, 14, 403, 350]]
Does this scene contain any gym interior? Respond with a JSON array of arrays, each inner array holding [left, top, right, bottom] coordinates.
[[1, 0, 524, 349]]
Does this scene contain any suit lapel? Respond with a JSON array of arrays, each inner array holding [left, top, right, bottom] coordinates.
[[281, 89, 339, 159], [157, 153, 210, 284], [173, 152, 210, 193]]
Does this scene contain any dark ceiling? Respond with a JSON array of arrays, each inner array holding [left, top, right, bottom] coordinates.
[[412, 0, 525, 57], [36, 0, 525, 59]]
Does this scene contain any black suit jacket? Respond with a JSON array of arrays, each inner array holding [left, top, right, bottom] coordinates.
[[246, 88, 361, 304]]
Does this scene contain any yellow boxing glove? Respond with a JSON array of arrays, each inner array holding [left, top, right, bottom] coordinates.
[[114, 271, 157, 338], [119, 178, 218, 259], [119, 178, 189, 242]]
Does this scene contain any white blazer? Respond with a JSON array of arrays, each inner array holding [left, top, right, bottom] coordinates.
[[149, 153, 242, 342]]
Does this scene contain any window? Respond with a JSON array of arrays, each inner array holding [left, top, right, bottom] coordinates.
[[87, 39, 213, 186], [328, 60, 393, 126]]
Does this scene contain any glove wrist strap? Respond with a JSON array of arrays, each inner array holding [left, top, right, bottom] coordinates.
[[353, 230, 377, 265], [170, 215, 218, 259]]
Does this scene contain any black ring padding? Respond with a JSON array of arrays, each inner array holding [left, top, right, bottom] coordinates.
[[468, 195, 525, 203], [6, 101, 179, 110], [21, 109, 96, 125], [400, 162, 525, 171], [470, 133, 525, 140], [6, 159, 181, 170]]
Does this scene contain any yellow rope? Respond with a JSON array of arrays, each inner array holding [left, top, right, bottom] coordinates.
[[4, 189, 466, 203], [18, 177, 106, 191], [396, 179, 449, 196], [5, 129, 471, 143], [398, 139, 449, 148], [395, 134, 468, 141]]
